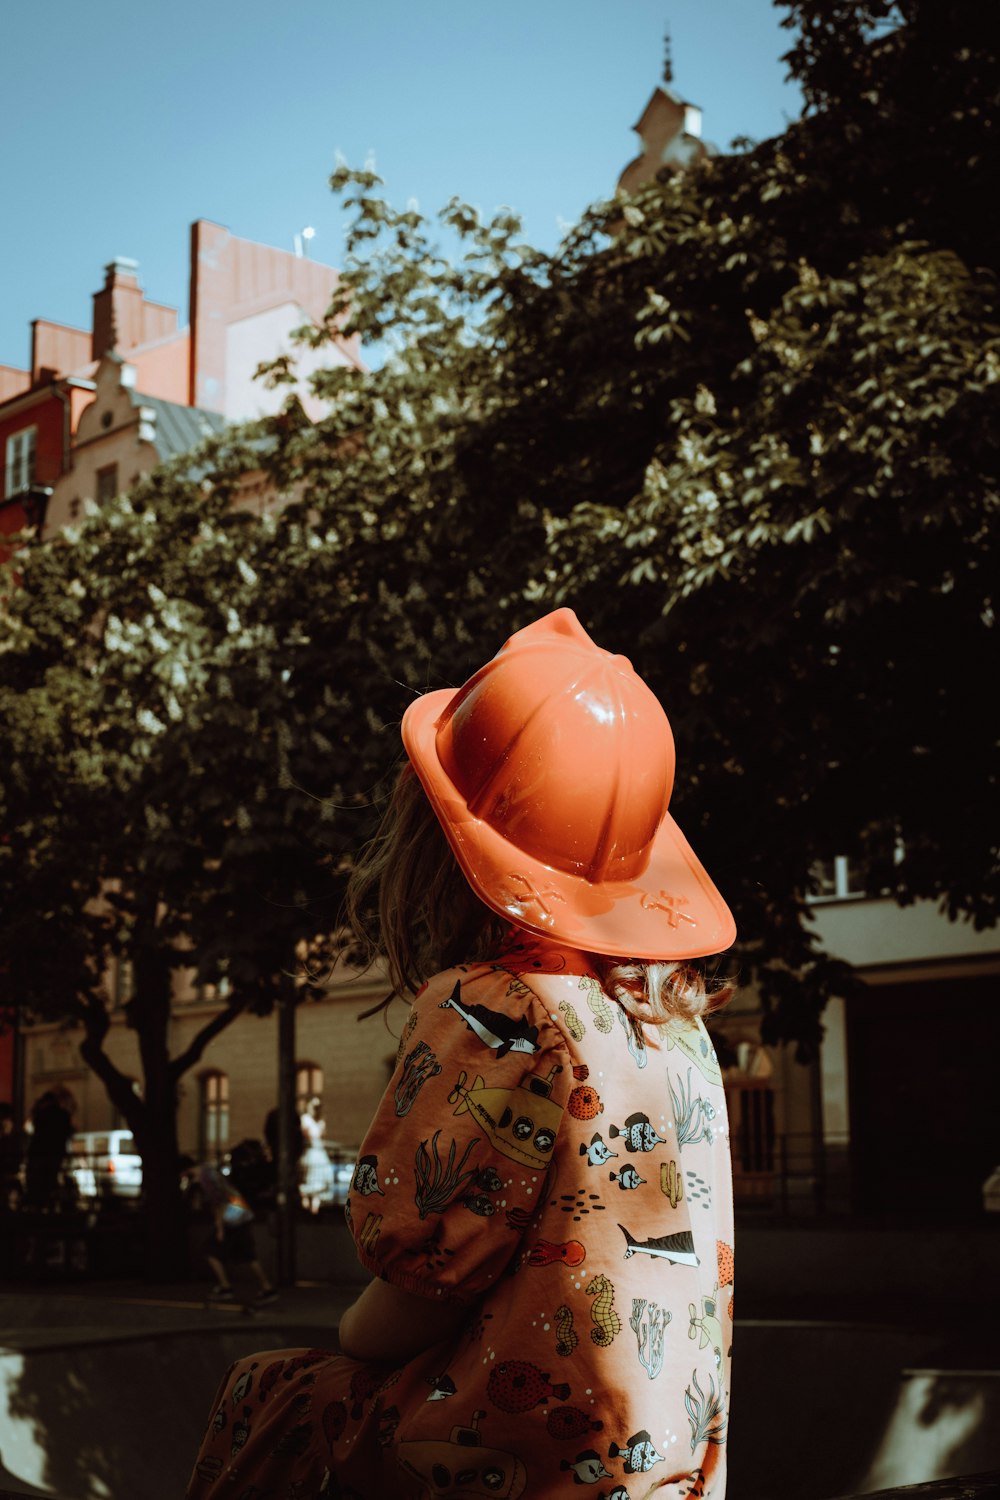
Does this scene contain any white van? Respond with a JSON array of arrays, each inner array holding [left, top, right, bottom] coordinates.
[[69, 1130, 143, 1201]]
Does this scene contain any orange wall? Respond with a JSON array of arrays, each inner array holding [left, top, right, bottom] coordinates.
[[32, 321, 93, 381], [131, 331, 190, 406], [0, 366, 30, 402]]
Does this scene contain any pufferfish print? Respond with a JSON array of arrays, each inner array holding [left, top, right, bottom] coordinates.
[[546, 1405, 605, 1439], [568, 1084, 604, 1120], [487, 1360, 571, 1414]]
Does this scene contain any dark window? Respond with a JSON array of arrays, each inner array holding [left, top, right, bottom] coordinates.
[[95, 464, 118, 505]]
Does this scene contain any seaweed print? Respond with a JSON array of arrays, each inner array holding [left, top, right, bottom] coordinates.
[[586, 1273, 623, 1347], [668, 1067, 717, 1148], [554, 1302, 579, 1357], [394, 1040, 442, 1117], [395, 1008, 419, 1062], [413, 1131, 480, 1219], [615, 1004, 649, 1069], [684, 1368, 727, 1451], [630, 1297, 672, 1380], [579, 975, 614, 1034]]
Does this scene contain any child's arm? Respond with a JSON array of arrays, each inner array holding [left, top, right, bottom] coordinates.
[[337, 1277, 468, 1363]]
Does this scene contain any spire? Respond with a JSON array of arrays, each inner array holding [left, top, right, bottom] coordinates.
[[662, 23, 673, 86]]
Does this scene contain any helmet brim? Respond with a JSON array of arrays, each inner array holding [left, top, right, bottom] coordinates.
[[402, 688, 737, 961]]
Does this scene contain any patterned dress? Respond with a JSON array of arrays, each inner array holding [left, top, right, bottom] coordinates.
[[185, 937, 734, 1500]]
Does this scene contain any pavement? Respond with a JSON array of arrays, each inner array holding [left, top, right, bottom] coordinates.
[[0, 1276, 998, 1500]]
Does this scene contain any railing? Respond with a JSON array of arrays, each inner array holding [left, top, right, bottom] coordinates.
[[731, 1129, 853, 1217]]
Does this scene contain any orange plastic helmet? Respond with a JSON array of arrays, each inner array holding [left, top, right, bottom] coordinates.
[[401, 607, 736, 960]]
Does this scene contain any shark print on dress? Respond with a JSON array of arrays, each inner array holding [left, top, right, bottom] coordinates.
[[439, 979, 540, 1057], [619, 1225, 699, 1266]]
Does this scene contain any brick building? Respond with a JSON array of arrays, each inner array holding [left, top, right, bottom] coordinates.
[[0, 221, 362, 551]]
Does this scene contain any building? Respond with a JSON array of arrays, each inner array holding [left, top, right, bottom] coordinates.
[[0, 221, 362, 554], [616, 37, 717, 197]]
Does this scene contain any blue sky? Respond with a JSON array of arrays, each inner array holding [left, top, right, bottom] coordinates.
[[0, 0, 802, 371]]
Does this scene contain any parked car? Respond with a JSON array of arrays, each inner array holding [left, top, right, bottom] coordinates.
[[68, 1130, 143, 1201]]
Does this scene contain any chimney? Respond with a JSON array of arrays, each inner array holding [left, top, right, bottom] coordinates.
[[92, 257, 143, 359]]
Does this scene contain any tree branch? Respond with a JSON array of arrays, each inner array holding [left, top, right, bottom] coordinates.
[[168, 999, 247, 1083]]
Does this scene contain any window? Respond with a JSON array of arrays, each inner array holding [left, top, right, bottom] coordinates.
[[95, 464, 118, 505], [296, 1063, 323, 1114], [199, 1071, 229, 1160], [113, 959, 134, 1009], [5, 426, 37, 496]]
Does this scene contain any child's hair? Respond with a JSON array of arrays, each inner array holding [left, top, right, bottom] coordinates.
[[344, 761, 732, 1024]]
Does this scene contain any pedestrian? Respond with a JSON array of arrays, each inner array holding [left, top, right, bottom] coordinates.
[[299, 1095, 335, 1214], [185, 608, 737, 1500], [195, 1159, 278, 1307], [0, 1102, 24, 1211], [24, 1090, 73, 1211]]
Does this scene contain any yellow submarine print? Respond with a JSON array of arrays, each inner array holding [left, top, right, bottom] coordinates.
[[449, 1063, 564, 1172], [396, 1409, 527, 1499]]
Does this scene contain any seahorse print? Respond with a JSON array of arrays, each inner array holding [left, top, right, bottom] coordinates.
[[586, 1273, 623, 1347], [554, 1302, 579, 1357], [558, 999, 586, 1040], [579, 975, 614, 1033], [631, 1297, 672, 1379]]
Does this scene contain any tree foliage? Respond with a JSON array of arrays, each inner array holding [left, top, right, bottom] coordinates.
[[0, 0, 996, 1258]]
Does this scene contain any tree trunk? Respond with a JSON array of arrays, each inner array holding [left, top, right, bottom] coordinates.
[[132, 946, 187, 1282]]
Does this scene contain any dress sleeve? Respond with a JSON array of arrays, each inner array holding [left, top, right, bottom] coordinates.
[[346, 963, 571, 1305]]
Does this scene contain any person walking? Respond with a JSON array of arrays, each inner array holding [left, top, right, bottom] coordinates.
[[299, 1096, 335, 1214], [195, 1160, 278, 1307], [24, 1090, 73, 1211], [185, 608, 737, 1499]]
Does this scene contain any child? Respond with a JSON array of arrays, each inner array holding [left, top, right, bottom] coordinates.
[[185, 608, 737, 1500], [195, 1159, 278, 1306]]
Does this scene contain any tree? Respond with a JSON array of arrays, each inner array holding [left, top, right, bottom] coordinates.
[[0, 465, 362, 1276], [1, 0, 996, 1255], [249, 0, 997, 1051]]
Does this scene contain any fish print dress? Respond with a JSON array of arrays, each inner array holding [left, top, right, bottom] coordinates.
[[185, 936, 735, 1500]]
